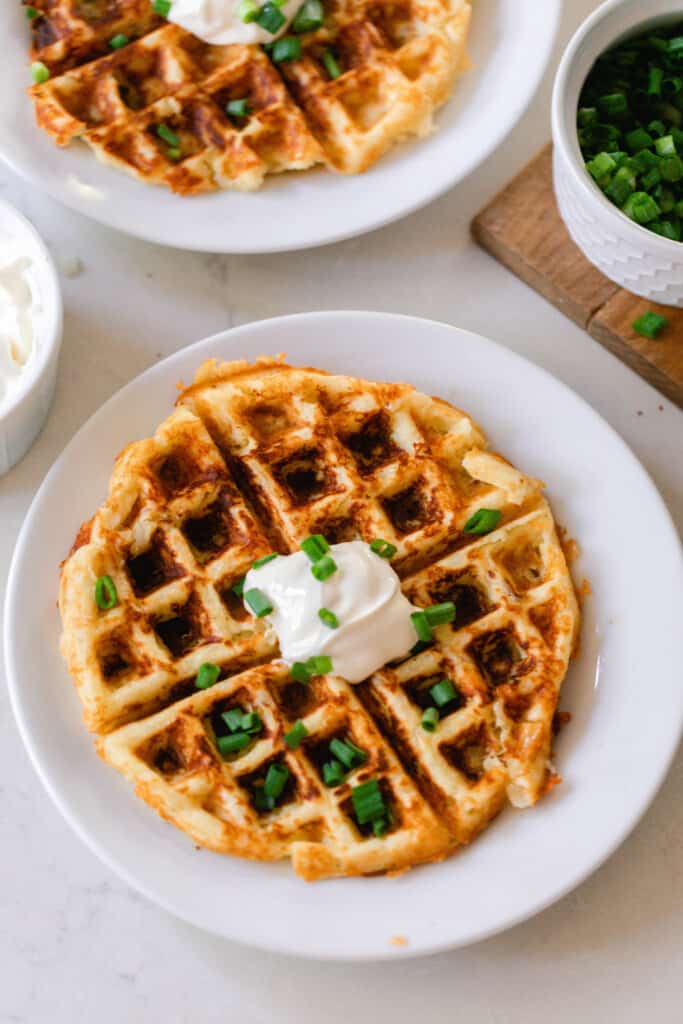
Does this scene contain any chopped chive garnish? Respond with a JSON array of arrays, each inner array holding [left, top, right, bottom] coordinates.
[[623, 191, 661, 224], [237, 0, 259, 21], [410, 610, 433, 643], [222, 707, 245, 732], [270, 36, 301, 62], [322, 760, 345, 787], [301, 534, 330, 562], [372, 816, 391, 838], [285, 720, 308, 748], [227, 98, 252, 119], [196, 662, 221, 689], [322, 48, 342, 79], [306, 655, 332, 676], [252, 552, 277, 569], [109, 33, 129, 49], [421, 707, 440, 732], [410, 639, 430, 656], [30, 61, 50, 84], [369, 538, 397, 559], [351, 779, 386, 826], [318, 607, 339, 628], [152, 0, 172, 14], [25, 6, 40, 19], [241, 711, 262, 734], [217, 732, 251, 756], [329, 737, 367, 770], [253, 787, 275, 812], [256, 2, 286, 33], [292, 0, 324, 32], [311, 554, 337, 581], [264, 762, 289, 799], [632, 311, 668, 338], [232, 577, 245, 598], [166, 147, 182, 161], [244, 588, 273, 617], [429, 678, 457, 708], [95, 574, 118, 610], [463, 508, 501, 535], [290, 661, 311, 683], [424, 602, 456, 627], [599, 92, 628, 116], [156, 123, 179, 147]]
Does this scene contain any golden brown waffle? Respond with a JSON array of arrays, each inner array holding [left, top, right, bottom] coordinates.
[[25, 0, 471, 191], [59, 357, 580, 880]]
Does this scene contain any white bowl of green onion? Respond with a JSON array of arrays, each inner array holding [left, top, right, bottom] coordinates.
[[552, 0, 683, 307]]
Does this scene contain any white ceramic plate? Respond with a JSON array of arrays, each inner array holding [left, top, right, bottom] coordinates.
[[5, 312, 683, 961], [0, 0, 561, 253]]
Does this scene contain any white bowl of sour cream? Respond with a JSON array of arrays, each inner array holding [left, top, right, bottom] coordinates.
[[0, 197, 62, 475]]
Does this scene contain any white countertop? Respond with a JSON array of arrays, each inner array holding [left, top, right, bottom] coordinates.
[[2, 1, 682, 1020]]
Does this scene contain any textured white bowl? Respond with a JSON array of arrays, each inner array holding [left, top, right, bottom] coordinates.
[[552, 0, 683, 307], [0, 198, 62, 475]]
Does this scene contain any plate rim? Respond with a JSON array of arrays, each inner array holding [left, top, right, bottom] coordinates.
[[5, 310, 683, 961], [0, 1, 563, 253]]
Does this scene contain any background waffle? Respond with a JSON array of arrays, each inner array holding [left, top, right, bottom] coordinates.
[[60, 356, 580, 880], [25, 0, 471, 192]]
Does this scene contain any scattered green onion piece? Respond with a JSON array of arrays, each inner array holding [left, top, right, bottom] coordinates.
[[252, 552, 277, 569], [649, 119, 667, 138], [660, 155, 683, 182], [330, 737, 366, 770], [599, 92, 629, 117], [290, 661, 312, 684], [157, 123, 180, 147], [237, 0, 260, 21], [95, 574, 118, 610], [244, 587, 273, 617], [252, 787, 275, 812], [227, 98, 252, 119], [369, 538, 397, 559], [311, 554, 337, 581], [351, 779, 386, 826], [322, 47, 342, 79], [372, 816, 391, 838], [217, 732, 251, 756], [586, 151, 616, 186], [256, 2, 286, 33], [577, 107, 598, 128], [152, 0, 172, 14], [318, 607, 339, 628], [410, 611, 433, 643], [292, 0, 324, 32], [622, 191, 661, 224], [322, 760, 345, 787], [605, 165, 636, 205], [232, 577, 245, 598], [222, 707, 245, 731], [241, 711, 262, 734], [25, 6, 40, 19], [285, 719, 308, 748], [648, 66, 664, 97], [166, 147, 181, 161], [30, 61, 50, 84], [424, 602, 456, 627], [625, 127, 653, 152], [463, 508, 501, 535], [655, 134, 677, 156], [668, 36, 683, 56], [410, 639, 430, 656], [196, 662, 221, 689], [301, 534, 330, 562], [421, 707, 440, 732], [632, 311, 668, 338], [429, 678, 457, 708], [270, 36, 301, 62], [264, 762, 289, 800], [109, 33, 129, 49], [306, 655, 332, 676]]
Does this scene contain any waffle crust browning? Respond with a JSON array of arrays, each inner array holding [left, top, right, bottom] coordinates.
[[60, 357, 580, 880], [25, 0, 471, 191]]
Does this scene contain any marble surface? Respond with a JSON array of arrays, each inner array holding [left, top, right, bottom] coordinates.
[[2, 1, 682, 1020]]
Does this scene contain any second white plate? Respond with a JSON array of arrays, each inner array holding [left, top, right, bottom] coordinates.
[[5, 312, 683, 960], [0, 0, 561, 252]]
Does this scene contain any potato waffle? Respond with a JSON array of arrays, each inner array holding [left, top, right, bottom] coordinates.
[[59, 357, 579, 880], [24, 0, 471, 192]]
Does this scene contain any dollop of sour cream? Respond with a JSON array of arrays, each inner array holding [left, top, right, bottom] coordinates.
[[0, 237, 39, 413], [243, 541, 419, 684], [169, 0, 301, 45]]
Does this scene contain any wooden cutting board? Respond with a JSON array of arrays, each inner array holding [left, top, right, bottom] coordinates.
[[471, 144, 683, 409]]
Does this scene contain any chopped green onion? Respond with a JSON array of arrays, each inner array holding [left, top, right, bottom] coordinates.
[[196, 662, 221, 689], [285, 720, 308, 748], [237, 0, 259, 21], [410, 639, 430, 656], [241, 711, 262, 734], [599, 93, 629, 116], [660, 155, 683, 182], [586, 151, 617, 186], [227, 98, 252, 119], [306, 655, 332, 676], [311, 554, 337, 581], [25, 6, 40, 19], [625, 127, 653, 152], [157, 123, 180, 147], [372, 816, 391, 838], [252, 552, 277, 569], [605, 165, 636, 205], [322, 47, 342, 79], [424, 602, 456, 627], [231, 577, 245, 598], [166, 147, 182, 161], [217, 732, 251, 756], [322, 760, 345, 787], [256, 2, 286, 33], [222, 707, 245, 731], [318, 607, 339, 628], [655, 134, 677, 156], [421, 707, 440, 732], [410, 611, 433, 643], [429, 678, 457, 708], [30, 61, 50, 84], [152, 0, 172, 14], [252, 787, 275, 812], [632, 311, 668, 338], [109, 33, 129, 49], [463, 508, 501, 535], [351, 779, 386, 825], [369, 538, 397, 559], [244, 588, 273, 617], [648, 66, 664, 97], [264, 762, 289, 799], [292, 0, 324, 32], [290, 662, 311, 683], [95, 574, 118, 610], [270, 36, 301, 62], [301, 534, 330, 562], [330, 737, 366, 770], [622, 191, 661, 224]]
